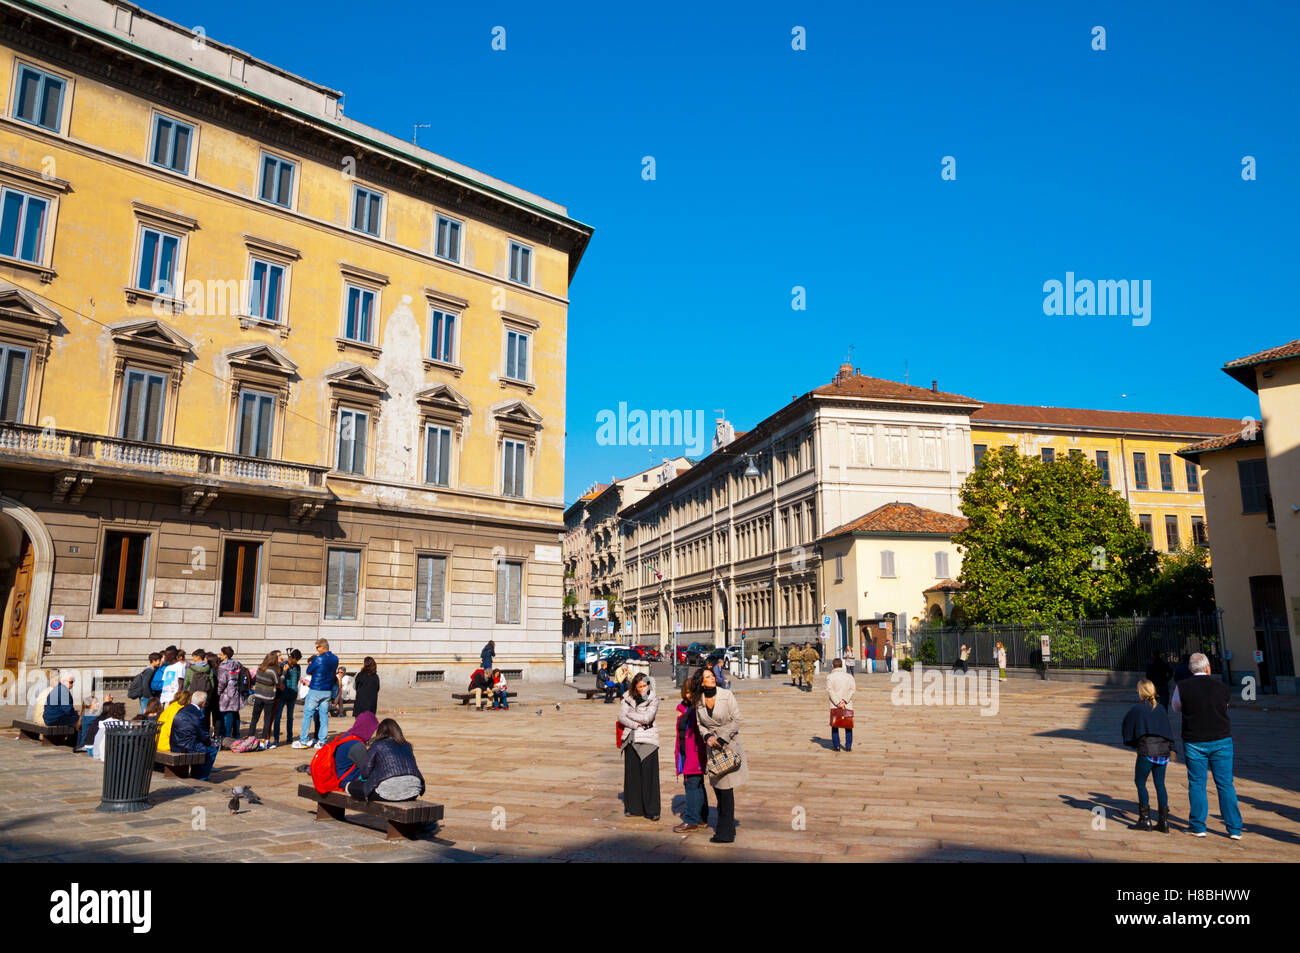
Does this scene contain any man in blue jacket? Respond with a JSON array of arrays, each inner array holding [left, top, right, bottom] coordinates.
[[43, 672, 79, 728], [481, 640, 495, 671], [294, 639, 339, 749], [171, 690, 219, 781]]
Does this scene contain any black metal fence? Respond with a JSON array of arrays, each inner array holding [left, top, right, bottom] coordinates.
[[915, 612, 1225, 673]]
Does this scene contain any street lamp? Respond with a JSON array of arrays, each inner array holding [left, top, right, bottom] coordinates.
[[742, 454, 760, 478]]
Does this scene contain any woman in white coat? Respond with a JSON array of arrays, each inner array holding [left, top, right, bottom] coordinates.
[[617, 673, 661, 821], [693, 667, 747, 843]]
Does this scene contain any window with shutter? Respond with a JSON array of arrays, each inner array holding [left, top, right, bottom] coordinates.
[[881, 550, 896, 578], [496, 559, 522, 624], [416, 554, 446, 622], [0, 188, 49, 263], [435, 215, 461, 262], [1158, 454, 1175, 491], [237, 390, 275, 458], [425, 425, 452, 487], [1238, 459, 1269, 514], [502, 439, 525, 497], [0, 346, 29, 422], [337, 409, 368, 474], [325, 549, 360, 620], [119, 368, 166, 443], [935, 552, 949, 577]]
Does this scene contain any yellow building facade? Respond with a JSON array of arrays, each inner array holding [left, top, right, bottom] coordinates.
[[0, 0, 591, 685], [969, 404, 1239, 554]]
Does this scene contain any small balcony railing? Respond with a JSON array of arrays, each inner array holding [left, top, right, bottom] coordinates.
[[0, 422, 328, 488]]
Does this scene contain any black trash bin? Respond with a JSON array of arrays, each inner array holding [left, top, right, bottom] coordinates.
[[674, 666, 689, 688], [97, 721, 160, 814], [760, 659, 771, 679]]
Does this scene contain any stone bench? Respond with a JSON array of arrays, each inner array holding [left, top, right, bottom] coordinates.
[[451, 691, 517, 706], [574, 686, 607, 699], [154, 750, 207, 779], [297, 783, 443, 841], [12, 720, 76, 746]]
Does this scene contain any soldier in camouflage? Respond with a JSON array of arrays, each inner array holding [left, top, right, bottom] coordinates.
[[801, 643, 820, 692], [786, 644, 803, 688]]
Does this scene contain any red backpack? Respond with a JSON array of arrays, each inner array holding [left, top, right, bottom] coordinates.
[[309, 733, 361, 793]]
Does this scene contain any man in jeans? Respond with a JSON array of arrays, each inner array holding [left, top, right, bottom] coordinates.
[[1172, 652, 1243, 839], [293, 639, 339, 749]]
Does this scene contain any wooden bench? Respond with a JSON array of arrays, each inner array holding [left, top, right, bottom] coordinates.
[[12, 720, 76, 746], [154, 750, 207, 778], [298, 783, 443, 841], [451, 691, 517, 706], [573, 686, 607, 699]]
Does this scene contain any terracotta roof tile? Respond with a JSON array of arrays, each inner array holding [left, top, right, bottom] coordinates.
[[1178, 427, 1264, 459], [812, 374, 980, 405], [1223, 338, 1300, 390], [923, 579, 962, 593], [820, 502, 968, 540], [1225, 339, 1300, 369], [971, 403, 1240, 437], [579, 483, 610, 501]]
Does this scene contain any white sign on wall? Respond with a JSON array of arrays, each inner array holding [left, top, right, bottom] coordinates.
[[534, 544, 561, 563], [46, 615, 65, 638]]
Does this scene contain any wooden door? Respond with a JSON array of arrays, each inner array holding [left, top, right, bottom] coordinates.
[[2, 534, 34, 674]]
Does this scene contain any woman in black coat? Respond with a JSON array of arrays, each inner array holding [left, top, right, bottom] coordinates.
[[353, 656, 380, 716], [1122, 678, 1175, 833], [345, 718, 424, 802]]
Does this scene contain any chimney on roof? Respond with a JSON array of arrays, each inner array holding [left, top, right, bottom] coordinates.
[[931, 380, 937, 392], [834, 362, 854, 384], [713, 418, 736, 452]]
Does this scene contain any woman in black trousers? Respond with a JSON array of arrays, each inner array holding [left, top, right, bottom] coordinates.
[[353, 656, 380, 716], [617, 673, 660, 822]]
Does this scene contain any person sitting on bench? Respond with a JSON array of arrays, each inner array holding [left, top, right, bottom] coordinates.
[[333, 712, 380, 791], [170, 691, 219, 781], [44, 672, 79, 730], [345, 718, 425, 802], [491, 670, 510, 710], [597, 660, 616, 704], [466, 667, 496, 711], [89, 702, 129, 761]]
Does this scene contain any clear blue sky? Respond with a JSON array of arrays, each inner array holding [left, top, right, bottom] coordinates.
[[146, 0, 1299, 502]]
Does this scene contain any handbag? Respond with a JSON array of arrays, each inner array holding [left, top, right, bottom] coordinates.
[[830, 705, 854, 730], [706, 740, 742, 780]]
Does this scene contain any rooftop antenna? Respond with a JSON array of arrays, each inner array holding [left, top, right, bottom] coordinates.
[[413, 123, 431, 147], [904, 359, 909, 386], [846, 345, 854, 364]]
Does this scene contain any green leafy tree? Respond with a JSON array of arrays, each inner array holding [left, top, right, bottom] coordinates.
[[1137, 547, 1216, 614], [953, 448, 1158, 623]]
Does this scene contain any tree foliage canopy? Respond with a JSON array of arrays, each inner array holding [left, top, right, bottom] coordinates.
[[953, 448, 1159, 623]]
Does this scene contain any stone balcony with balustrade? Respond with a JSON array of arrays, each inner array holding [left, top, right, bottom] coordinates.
[[0, 422, 332, 520]]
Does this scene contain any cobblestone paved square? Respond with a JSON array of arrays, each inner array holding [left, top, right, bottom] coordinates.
[[3, 671, 1298, 862]]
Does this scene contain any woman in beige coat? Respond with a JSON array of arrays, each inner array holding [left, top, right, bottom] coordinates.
[[693, 667, 747, 843]]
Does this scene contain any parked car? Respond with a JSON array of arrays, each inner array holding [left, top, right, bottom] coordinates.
[[632, 645, 661, 662], [684, 642, 715, 665], [705, 646, 743, 666]]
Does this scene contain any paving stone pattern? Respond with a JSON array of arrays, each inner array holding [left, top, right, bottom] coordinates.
[[2, 672, 1297, 862]]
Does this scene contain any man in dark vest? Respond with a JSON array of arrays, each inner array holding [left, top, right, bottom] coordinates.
[[1171, 653, 1242, 839]]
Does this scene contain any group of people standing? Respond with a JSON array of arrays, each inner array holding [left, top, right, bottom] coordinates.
[[617, 666, 747, 843], [1121, 652, 1243, 838]]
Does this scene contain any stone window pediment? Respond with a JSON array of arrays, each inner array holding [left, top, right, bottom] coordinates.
[[493, 399, 543, 451], [106, 319, 193, 445], [326, 363, 387, 418], [416, 383, 471, 435]]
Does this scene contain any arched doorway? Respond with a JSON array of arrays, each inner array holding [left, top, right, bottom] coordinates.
[[0, 497, 54, 675]]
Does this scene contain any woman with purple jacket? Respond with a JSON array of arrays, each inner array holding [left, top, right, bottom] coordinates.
[[673, 679, 709, 833]]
